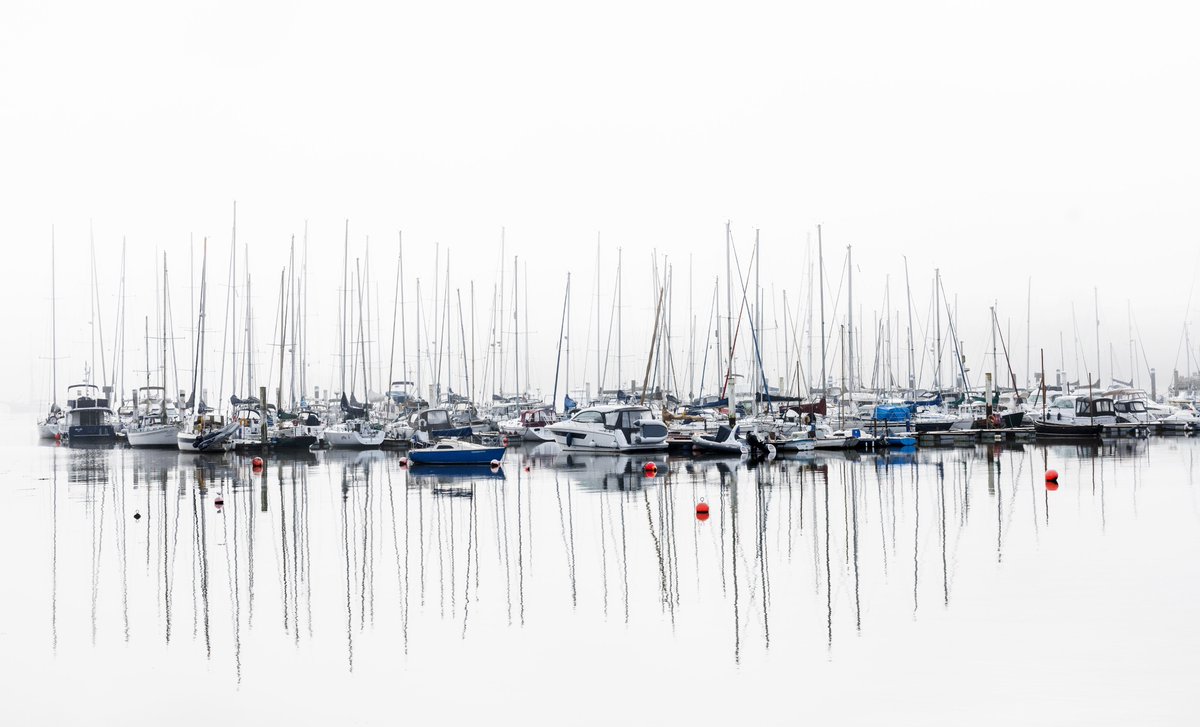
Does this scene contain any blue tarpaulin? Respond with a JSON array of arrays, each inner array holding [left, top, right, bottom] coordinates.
[[873, 404, 915, 422]]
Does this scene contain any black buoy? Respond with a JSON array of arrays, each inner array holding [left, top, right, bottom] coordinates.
[[133, 511, 142, 520]]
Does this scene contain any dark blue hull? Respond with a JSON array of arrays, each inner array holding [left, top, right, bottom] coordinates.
[[67, 425, 118, 441]]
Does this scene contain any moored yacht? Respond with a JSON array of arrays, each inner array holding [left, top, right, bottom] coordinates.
[[63, 383, 119, 442], [546, 404, 669, 452]]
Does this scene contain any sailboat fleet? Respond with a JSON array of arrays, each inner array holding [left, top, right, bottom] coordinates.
[[35, 217, 1200, 460]]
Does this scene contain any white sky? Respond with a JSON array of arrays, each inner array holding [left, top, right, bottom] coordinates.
[[3, 1, 1199, 411]]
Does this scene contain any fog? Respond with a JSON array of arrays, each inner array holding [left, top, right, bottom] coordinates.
[[3, 1, 1198, 413]]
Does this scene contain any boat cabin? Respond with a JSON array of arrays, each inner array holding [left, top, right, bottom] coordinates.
[[1076, 397, 1115, 418]]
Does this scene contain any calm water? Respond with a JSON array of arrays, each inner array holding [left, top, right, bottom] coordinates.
[[2, 428, 1198, 725]]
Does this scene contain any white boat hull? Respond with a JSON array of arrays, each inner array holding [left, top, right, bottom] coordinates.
[[37, 422, 60, 439], [176, 431, 233, 453], [128, 424, 179, 448], [325, 428, 386, 449]]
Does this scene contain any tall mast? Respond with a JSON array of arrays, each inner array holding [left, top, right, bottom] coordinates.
[[400, 232, 408, 390], [617, 247, 623, 396], [340, 221, 349, 397], [513, 256, 519, 399], [1095, 286, 1102, 388], [161, 254, 168, 422], [934, 269, 943, 391], [597, 234, 602, 400], [387, 232, 402, 397], [725, 222, 733, 396], [50, 227, 57, 405], [818, 225, 827, 397], [846, 244, 855, 392], [1025, 277, 1032, 389]]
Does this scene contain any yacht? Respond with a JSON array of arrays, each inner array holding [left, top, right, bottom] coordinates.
[[546, 405, 669, 452], [63, 383, 119, 443]]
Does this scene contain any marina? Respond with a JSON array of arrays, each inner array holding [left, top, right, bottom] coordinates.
[[3, 426, 1198, 725]]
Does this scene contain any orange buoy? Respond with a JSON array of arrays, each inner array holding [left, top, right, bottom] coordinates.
[[1046, 480, 1059, 492], [1045, 469, 1059, 481]]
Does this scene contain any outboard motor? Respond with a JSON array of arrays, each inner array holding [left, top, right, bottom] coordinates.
[[745, 430, 775, 460]]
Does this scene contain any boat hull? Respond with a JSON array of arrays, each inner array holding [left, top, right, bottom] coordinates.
[[325, 429, 385, 449], [408, 446, 506, 465], [67, 425, 118, 442], [1034, 421, 1102, 439], [127, 424, 180, 448]]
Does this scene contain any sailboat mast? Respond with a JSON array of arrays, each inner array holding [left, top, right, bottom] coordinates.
[[903, 256, 915, 396], [51, 227, 57, 406], [846, 244, 855, 392], [818, 225, 827, 397], [388, 232, 402, 398], [934, 269, 943, 391], [400, 232, 408, 390], [513, 256, 519, 400]]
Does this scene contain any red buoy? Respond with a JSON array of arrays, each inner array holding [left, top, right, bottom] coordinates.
[[399, 457, 408, 467], [502, 436, 510, 446], [489, 459, 501, 469], [54, 432, 62, 441], [524, 465, 531, 472], [252, 456, 264, 468], [214, 495, 224, 507], [1045, 469, 1059, 482], [643, 462, 658, 476], [1046, 480, 1059, 492], [696, 501, 710, 521]]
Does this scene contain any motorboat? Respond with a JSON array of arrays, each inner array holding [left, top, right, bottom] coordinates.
[[691, 423, 747, 455], [546, 405, 669, 452], [773, 431, 817, 453], [500, 407, 558, 442], [407, 439, 506, 466], [1033, 396, 1116, 439], [325, 418, 386, 449], [410, 407, 474, 440], [63, 383, 119, 442]]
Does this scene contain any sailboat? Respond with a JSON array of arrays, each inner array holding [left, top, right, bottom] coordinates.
[[177, 240, 235, 453], [129, 257, 181, 447], [38, 229, 63, 439]]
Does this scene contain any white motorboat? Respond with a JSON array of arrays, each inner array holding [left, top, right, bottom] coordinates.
[[546, 405, 669, 452], [773, 431, 817, 453], [325, 419, 386, 449], [499, 408, 558, 442]]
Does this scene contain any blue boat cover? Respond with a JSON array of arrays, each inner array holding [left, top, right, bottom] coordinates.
[[873, 404, 914, 422]]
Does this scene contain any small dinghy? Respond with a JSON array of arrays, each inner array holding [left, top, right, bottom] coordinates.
[[407, 439, 506, 466], [691, 424, 747, 455]]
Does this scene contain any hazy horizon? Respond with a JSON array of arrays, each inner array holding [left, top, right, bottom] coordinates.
[[5, 1, 1199, 412]]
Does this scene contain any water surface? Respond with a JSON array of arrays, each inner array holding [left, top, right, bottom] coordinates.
[[1, 430, 1197, 725]]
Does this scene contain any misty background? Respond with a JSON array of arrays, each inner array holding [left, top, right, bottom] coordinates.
[[3, 1, 1198, 415]]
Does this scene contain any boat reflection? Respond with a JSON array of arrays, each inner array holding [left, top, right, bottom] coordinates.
[[40, 438, 1160, 679]]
